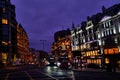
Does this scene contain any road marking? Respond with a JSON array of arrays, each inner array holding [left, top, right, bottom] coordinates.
[[5, 73, 10, 80], [24, 71, 34, 80], [71, 71, 75, 80], [35, 69, 58, 80]]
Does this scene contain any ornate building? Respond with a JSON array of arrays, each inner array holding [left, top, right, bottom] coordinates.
[[99, 4, 120, 68], [71, 3, 120, 69]]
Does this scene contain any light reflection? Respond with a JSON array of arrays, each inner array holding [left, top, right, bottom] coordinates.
[[46, 66, 51, 72]]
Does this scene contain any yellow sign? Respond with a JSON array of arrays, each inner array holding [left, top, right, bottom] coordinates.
[[104, 48, 119, 54]]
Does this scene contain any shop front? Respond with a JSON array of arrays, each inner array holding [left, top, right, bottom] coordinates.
[[82, 49, 102, 67], [72, 51, 82, 68], [104, 47, 120, 69]]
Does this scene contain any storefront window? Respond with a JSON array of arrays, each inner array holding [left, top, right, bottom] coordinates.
[[2, 19, 8, 24], [2, 53, 7, 64], [105, 58, 109, 64]]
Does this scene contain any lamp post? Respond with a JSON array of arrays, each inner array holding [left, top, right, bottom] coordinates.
[[40, 40, 46, 51]]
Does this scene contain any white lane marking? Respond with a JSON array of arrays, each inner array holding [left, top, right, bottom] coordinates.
[[24, 71, 34, 80], [71, 71, 75, 80]]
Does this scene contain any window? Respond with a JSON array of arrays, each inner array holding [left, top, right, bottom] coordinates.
[[85, 36, 88, 42], [92, 35, 94, 40], [103, 23, 106, 28], [83, 38, 85, 43], [113, 28, 116, 34], [87, 30, 89, 35], [102, 40, 105, 45], [106, 22, 109, 28], [111, 29, 114, 34], [81, 39, 83, 43], [105, 23, 107, 28], [107, 30, 109, 35], [2, 25, 9, 30], [94, 33, 96, 39], [98, 40, 101, 46], [108, 21, 111, 26], [88, 36, 90, 41], [102, 31, 104, 37], [3, 8, 5, 13], [110, 20, 113, 25], [2, 19, 8, 24], [2, 14, 8, 18], [98, 33, 100, 38], [101, 24, 104, 28], [103, 31, 106, 36], [2, 30, 9, 35], [2, 36, 9, 41], [114, 38, 118, 44]]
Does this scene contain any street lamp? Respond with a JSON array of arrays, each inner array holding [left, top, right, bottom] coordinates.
[[40, 40, 46, 51]]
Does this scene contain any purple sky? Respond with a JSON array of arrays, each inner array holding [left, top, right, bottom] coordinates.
[[11, 0, 120, 52]]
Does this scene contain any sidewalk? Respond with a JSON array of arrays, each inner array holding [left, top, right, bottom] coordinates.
[[73, 67, 104, 72], [72, 67, 120, 73]]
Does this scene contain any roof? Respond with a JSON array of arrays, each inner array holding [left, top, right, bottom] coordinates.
[[117, 11, 120, 15], [100, 16, 112, 22]]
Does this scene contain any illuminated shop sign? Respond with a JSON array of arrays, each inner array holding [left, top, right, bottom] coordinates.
[[104, 48, 119, 54], [86, 50, 99, 56]]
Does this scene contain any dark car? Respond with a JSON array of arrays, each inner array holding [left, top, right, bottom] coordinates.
[[86, 63, 101, 69], [60, 62, 71, 69]]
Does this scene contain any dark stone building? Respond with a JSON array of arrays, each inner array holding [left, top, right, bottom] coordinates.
[[0, 0, 17, 65]]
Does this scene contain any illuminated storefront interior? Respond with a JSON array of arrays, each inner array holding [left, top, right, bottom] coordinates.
[[2, 53, 7, 64]]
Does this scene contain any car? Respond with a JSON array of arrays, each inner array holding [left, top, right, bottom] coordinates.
[[60, 62, 71, 69]]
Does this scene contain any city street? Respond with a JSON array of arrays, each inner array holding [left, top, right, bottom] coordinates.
[[0, 65, 74, 80], [0, 65, 120, 80]]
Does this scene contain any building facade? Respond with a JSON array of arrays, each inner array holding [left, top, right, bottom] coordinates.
[[99, 6, 120, 68], [0, 0, 17, 65], [0, 0, 30, 65], [17, 24, 30, 63], [71, 3, 120, 69]]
